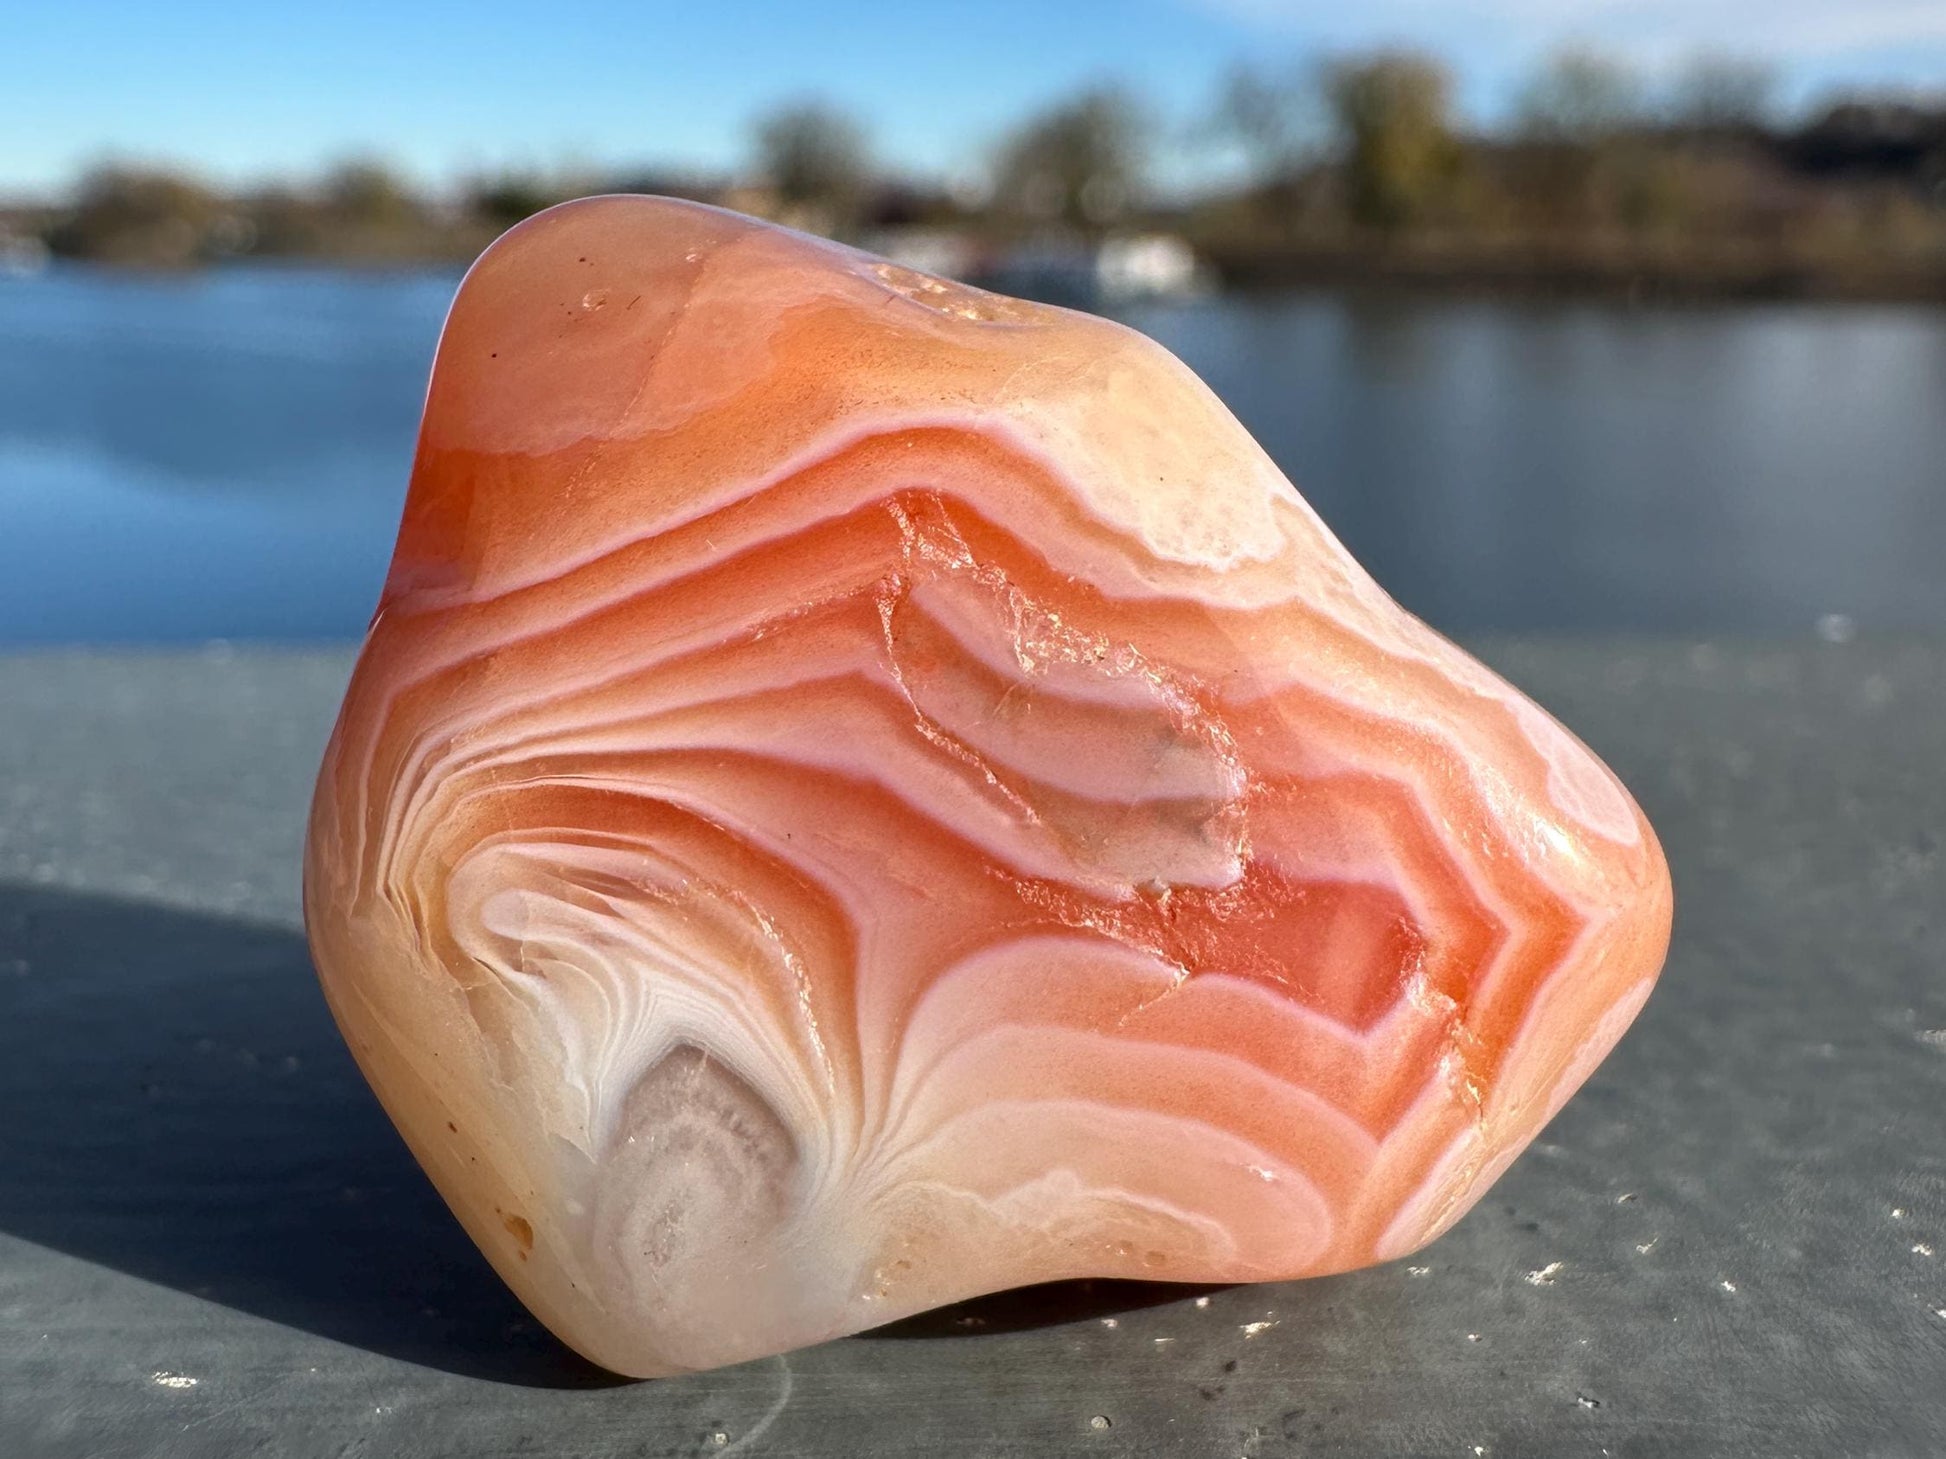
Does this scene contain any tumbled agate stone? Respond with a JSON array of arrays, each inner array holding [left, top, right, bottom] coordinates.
[[304, 196, 1672, 1378]]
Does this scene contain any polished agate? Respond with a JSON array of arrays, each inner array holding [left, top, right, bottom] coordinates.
[[304, 196, 1673, 1378]]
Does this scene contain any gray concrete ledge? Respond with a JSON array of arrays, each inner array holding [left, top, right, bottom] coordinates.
[[1, 640, 1942, 1457]]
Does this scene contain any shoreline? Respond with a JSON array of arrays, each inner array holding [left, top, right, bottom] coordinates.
[[12, 242, 1946, 307], [1200, 237, 1946, 306]]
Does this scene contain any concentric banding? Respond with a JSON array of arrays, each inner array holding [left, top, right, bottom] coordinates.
[[304, 197, 1672, 1378]]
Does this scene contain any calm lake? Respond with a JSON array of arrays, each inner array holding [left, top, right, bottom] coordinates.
[[2, 264, 1943, 642]]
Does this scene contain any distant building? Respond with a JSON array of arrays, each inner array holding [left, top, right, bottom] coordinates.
[[1790, 101, 1946, 191]]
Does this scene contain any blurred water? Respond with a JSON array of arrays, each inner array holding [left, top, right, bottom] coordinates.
[[1, 264, 1942, 642], [1123, 291, 1946, 636]]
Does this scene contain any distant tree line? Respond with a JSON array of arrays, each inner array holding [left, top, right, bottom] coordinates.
[[9, 46, 1945, 295], [1213, 50, 1944, 231]]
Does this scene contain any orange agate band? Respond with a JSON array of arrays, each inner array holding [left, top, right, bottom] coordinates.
[[304, 196, 1672, 1378]]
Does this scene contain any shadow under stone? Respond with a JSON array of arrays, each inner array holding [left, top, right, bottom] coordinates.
[[0, 881, 1225, 1388], [871, 1278, 1234, 1340], [0, 882, 621, 1389]]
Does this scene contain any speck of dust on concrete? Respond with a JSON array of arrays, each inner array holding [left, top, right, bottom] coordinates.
[[149, 1372, 198, 1390], [1525, 1261, 1565, 1287], [1089, 1415, 1111, 1431]]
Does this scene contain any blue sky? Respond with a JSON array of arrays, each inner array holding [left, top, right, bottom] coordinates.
[[4, 0, 1944, 195]]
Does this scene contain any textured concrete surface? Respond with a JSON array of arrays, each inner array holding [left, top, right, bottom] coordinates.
[[0, 640, 1941, 1458]]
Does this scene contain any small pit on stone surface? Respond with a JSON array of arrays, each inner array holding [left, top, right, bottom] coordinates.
[[502, 1213, 534, 1257]]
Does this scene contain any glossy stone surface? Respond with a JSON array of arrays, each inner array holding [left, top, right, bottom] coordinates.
[[303, 196, 1673, 1378]]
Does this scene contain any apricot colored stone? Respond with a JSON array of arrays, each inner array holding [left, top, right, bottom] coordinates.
[[304, 197, 1672, 1377]]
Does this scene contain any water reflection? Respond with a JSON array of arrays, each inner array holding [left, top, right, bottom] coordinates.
[[2, 265, 1942, 641], [1122, 291, 1946, 634]]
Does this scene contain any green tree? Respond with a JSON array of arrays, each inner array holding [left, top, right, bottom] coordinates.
[[1323, 52, 1460, 230], [49, 165, 221, 266], [752, 100, 872, 236], [1518, 48, 1643, 146], [1669, 55, 1775, 135], [1212, 62, 1321, 226], [321, 158, 419, 227], [993, 87, 1147, 235], [468, 174, 571, 230], [1515, 49, 1667, 234]]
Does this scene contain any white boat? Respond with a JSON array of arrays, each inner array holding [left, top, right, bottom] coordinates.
[[1094, 234, 1208, 301], [972, 233, 1209, 309]]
